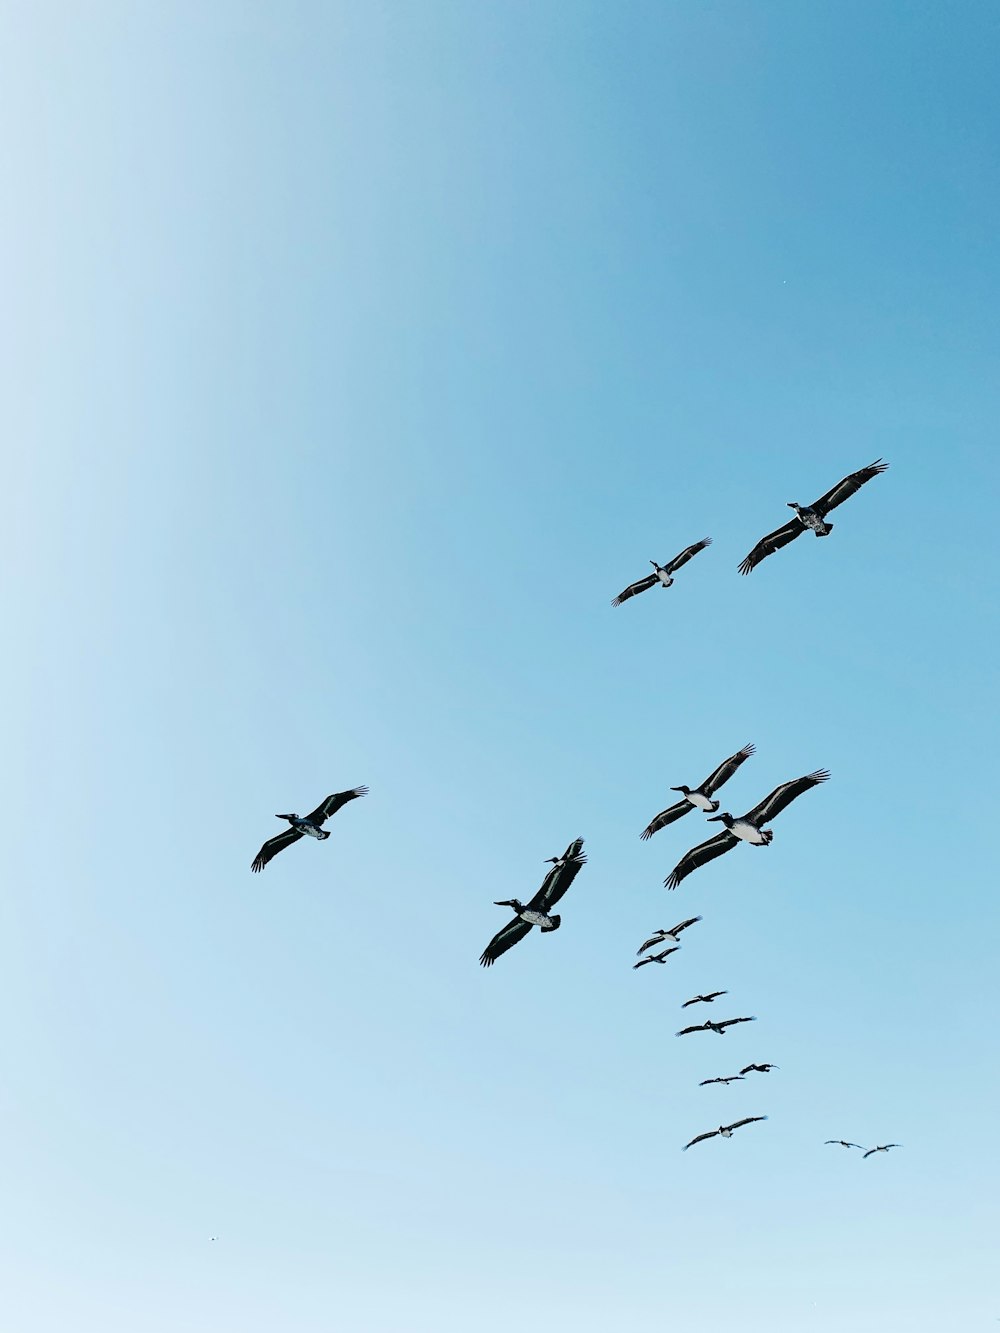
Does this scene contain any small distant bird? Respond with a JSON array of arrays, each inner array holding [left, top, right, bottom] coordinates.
[[636, 917, 702, 956], [640, 743, 756, 839], [251, 787, 368, 872], [479, 839, 586, 967], [738, 459, 889, 575], [863, 1144, 900, 1159], [825, 1140, 863, 1149], [684, 1116, 767, 1150], [682, 991, 728, 1008], [740, 1063, 779, 1075], [665, 770, 830, 889], [699, 1075, 745, 1087], [612, 538, 712, 606], [676, 1016, 756, 1037], [633, 946, 679, 970]]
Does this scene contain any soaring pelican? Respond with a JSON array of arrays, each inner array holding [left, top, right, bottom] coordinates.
[[250, 787, 368, 873], [479, 839, 586, 968]]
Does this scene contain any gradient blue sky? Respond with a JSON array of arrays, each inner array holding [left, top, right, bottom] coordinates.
[[2, 3, 998, 1330]]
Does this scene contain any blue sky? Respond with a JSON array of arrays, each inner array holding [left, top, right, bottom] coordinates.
[[2, 3, 998, 1329]]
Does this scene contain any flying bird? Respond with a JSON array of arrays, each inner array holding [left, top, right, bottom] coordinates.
[[612, 538, 712, 606], [640, 743, 756, 840], [699, 1075, 745, 1087], [250, 787, 368, 872], [479, 839, 586, 968], [863, 1144, 900, 1159], [740, 1063, 779, 1075], [683, 1116, 767, 1150], [825, 1140, 863, 1149], [636, 916, 702, 956], [676, 1016, 756, 1037], [738, 459, 889, 575], [664, 770, 830, 889], [633, 946, 679, 970], [682, 991, 728, 1008]]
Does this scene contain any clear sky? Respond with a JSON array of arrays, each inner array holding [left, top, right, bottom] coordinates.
[[2, 3, 998, 1330]]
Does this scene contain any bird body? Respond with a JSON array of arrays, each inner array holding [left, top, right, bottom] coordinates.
[[664, 770, 830, 889], [250, 787, 368, 873], [612, 539, 712, 606], [682, 991, 728, 1007], [738, 459, 889, 575], [636, 917, 702, 956], [633, 946, 679, 970], [863, 1144, 900, 1158], [676, 1016, 756, 1037], [479, 839, 586, 967], [641, 744, 755, 840], [699, 1075, 745, 1086], [740, 1063, 778, 1075]]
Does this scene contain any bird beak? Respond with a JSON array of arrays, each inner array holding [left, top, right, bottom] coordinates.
[[786, 502, 796, 508], [706, 815, 722, 822], [669, 786, 683, 792]]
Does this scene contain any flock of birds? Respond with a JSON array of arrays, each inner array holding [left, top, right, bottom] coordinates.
[[249, 459, 897, 1156]]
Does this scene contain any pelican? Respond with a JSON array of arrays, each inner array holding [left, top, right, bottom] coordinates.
[[250, 787, 368, 873], [699, 1075, 745, 1087], [738, 459, 889, 575], [676, 1016, 756, 1037], [479, 839, 586, 967], [682, 991, 728, 1008], [683, 1116, 767, 1150], [863, 1144, 900, 1159], [740, 1063, 779, 1075], [612, 538, 712, 606], [664, 770, 830, 889], [825, 1140, 863, 1149], [636, 917, 702, 956], [640, 744, 756, 840], [632, 946, 679, 970]]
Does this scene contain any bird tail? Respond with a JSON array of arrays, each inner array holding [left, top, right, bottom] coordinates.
[[761, 829, 774, 845], [707, 799, 720, 812], [816, 521, 833, 536], [318, 830, 331, 840], [540, 915, 561, 933]]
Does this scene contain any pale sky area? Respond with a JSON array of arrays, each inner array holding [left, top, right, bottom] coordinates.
[[2, 4, 998, 1331]]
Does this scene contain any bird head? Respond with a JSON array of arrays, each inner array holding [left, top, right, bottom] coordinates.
[[276, 813, 298, 822], [494, 898, 522, 911], [787, 501, 802, 511], [670, 785, 690, 794], [707, 812, 731, 823]]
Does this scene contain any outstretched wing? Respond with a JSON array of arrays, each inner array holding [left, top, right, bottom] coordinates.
[[632, 957, 654, 970], [479, 916, 533, 968], [738, 518, 803, 576], [304, 786, 369, 826], [676, 1023, 709, 1037], [251, 827, 304, 873], [664, 537, 712, 575], [640, 800, 690, 840], [699, 1078, 724, 1086], [813, 458, 889, 515], [699, 743, 756, 796], [530, 839, 586, 912], [683, 1129, 720, 1150], [719, 1016, 756, 1029], [665, 830, 738, 890], [612, 574, 658, 606], [726, 1116, 767, 1132], [744, 770, 830, 826]]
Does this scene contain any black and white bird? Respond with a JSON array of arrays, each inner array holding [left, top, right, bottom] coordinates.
[[738, 459, 889, 575], [863, 1144, 900, 1159], [640, 744, 756, 840], [250, 787, 368, 873], [664, 770, 830, 889], [683, 1116, 767, 1150], [825, 1140, 863, 1150], [479, 839, 586, 968], [636, 917, 702, 956], [699, 1075, 745, 1087], [682, 991, 728, 1008], [612, 538, 712, 606], [740, 1063, 779, 1075], [633, 946, 679, 970], [676, 1016, 756, 1037]]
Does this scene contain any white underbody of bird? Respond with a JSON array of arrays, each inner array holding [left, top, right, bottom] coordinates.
[[684, 790, 717, 812], [720, 818, 772, 846], [518, 907, 559, 930], [292, 821, 330, 840], [793, 504, 832, 535]]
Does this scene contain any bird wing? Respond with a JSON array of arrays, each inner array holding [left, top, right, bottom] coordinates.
[[703, 990, 727, 1001], [632, 957, 653, 970], [530, 839, 586, 911], [639, 800, 690, 840], [719, 1016, 756, 1029], [737, 518, 804, 576], [699, 743, 756, 796], [636, 932, 666, 956], [676, 1023, 709, 1037], [664, 537, 712, 575], [612, 574, 659, 606], [699, 1078, 723, 1086], [726, 1116, 767, 1132], [664, 830, 738, 889], [862, 1148, 876, 1157], [683, 1130, 720, 1150], [654, 947, 680, 962], [479, 916, 533, 968], [671, 916, 702, 936], [743, 769, 830, 826], [812, 458, 889, 515], [304, 786, 369, 826], [251, 827, 304, 873]]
